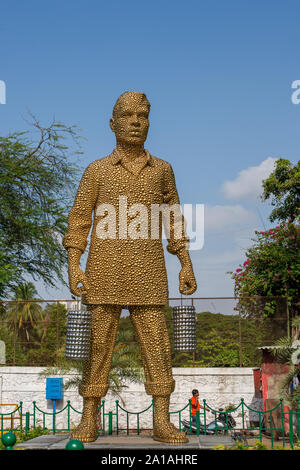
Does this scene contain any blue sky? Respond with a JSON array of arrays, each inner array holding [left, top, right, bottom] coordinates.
[[1, 0, 299, 306]]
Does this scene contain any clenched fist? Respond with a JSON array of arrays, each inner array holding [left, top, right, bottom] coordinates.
[[67, 248, 90, 297], [179, 265, 197, 295], [177, 248, 197, 295]]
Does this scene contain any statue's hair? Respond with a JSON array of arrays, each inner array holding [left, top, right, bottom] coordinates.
[[113, 91, 150, 117]]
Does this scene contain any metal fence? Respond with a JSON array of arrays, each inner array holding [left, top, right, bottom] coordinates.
[[0, 296, 290, 367], [1, 398, 300, 450]]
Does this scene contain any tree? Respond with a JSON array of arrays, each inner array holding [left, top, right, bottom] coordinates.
[[27, 302, 68, 365], [230, 222, 300, 320], [261, 158, 300, 223], [0, 250, 17, 298], [0, 116, 82, 297], [5, 282, 43, 346], [194, 327, 240, 366]]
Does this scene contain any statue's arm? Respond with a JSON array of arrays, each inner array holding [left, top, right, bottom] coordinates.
[[62, 163, 99, 296], [63, 163, 98, 253], [163, 163, 197, 295]]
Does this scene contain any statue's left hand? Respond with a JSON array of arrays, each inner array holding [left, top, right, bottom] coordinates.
[[179, 265, 197, 295]]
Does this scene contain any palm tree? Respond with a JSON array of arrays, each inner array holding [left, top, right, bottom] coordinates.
[[5, 282, 43, 345]]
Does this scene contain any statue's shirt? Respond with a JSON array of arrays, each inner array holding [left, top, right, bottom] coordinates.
[[63, 149, 188, 305]]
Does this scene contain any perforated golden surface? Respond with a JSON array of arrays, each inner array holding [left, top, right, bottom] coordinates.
[[63, 149, 191, 304], [64, 91, 197, 443]]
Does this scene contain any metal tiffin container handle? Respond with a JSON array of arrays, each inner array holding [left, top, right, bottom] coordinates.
[[65, 309, 91, 360]]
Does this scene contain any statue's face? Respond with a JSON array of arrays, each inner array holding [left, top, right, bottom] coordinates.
[[110, 94, 149, 145]]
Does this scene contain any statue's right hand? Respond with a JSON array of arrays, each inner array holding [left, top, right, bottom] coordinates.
[[68, 265, 90, 297]]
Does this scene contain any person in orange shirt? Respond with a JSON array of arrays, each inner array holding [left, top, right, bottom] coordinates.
[[191, 389, 211, 426]]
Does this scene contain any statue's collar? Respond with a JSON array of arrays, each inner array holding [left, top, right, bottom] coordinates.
[[110, 148, 154, 167]]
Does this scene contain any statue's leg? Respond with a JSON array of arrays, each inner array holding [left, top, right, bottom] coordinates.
[[72, 304, 121, 442], [129, 305, 188, 444]]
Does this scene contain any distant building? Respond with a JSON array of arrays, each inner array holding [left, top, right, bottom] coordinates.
[[58, 300, 83, 311]]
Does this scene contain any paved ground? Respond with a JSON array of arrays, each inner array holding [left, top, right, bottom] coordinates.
[[14, 433, 236, 450]]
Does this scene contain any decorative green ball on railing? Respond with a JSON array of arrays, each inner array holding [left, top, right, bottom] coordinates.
[[65, 439, 85, 450], [1, 432, 17, 450]]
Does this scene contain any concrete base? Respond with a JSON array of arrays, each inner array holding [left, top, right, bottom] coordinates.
[[14, 433, 236, 450]]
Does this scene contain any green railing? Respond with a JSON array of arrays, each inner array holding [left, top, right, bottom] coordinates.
[[1, 399, 300, 449], [115, 400, 154, 435], [115, 399, 194, 435], [30, 400, 107, 435], [0, 402, 23, 436]]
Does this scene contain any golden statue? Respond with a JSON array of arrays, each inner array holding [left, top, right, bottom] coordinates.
[[63, 91, 197, 443]]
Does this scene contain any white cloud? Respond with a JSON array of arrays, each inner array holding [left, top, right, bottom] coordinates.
[[221, 157, 277, 201], [204, 204, 257, 230]]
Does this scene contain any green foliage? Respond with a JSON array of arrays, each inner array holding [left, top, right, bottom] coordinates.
[[0, 427, 50, 450], [1, 300, 286, 367], [0, 282, 46, 364], [230, 221, 300, 319], [5, 282, 43, 345], [26, 302, 68, 365], [225, 403, 236, 411], [251, 441, 268, 450], [162, 306, 286, 366], [212, 441, 264, 450], [0, 325, 28, 365], [169, 310, 282, 367], [193, 325, 239, 366], [233, 441, 248, 450], [17, 426, 50, 442], [261, 158, 300, 223], [0, 250, 17, 298], [0, 117, 82, 297], [213, 440, 292, 450], [0, 284, 69, 366]]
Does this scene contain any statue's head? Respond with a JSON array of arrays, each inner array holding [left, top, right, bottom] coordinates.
[[110, 91, 150, 146]]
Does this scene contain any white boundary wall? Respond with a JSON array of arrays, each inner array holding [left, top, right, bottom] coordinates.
[[0, 367, 256, 430]]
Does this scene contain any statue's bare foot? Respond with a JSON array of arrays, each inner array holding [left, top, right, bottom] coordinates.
[[153, 421, 188, 444], [71, 419, 98, 442], [71, 397, 99, 442]]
